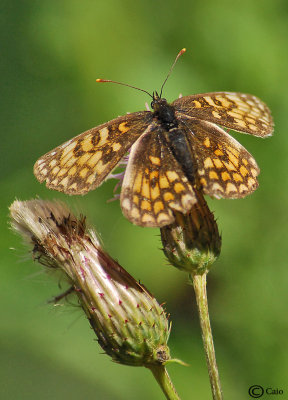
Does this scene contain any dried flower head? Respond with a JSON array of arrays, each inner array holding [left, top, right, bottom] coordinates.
[[10, 199, 171, 367]]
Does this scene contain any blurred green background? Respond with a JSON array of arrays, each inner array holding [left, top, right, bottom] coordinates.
[[1, 1, 287, 399]]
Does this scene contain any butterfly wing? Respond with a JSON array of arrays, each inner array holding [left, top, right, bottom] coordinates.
[[34, 112, 152, 194], [120, 121, 197, 227], [181, 117, 260, 198], [173, 92, 273, 137]]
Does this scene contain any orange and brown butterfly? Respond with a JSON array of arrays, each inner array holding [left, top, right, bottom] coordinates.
[[34, 49, 273, 228]]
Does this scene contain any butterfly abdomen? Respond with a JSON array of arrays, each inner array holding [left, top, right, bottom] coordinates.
[[164, 128, 195, 185], [152, 98, 196, 185]]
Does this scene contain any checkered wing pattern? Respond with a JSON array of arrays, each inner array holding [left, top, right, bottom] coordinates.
[[34, 112, 152, 194], [173, 92, 273, 137], [182, 118, 260, 198], [120, 122, 197, 227]]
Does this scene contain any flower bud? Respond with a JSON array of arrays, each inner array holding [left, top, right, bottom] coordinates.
[[160, 191, 221, 275], [10, 199, 171, 367]]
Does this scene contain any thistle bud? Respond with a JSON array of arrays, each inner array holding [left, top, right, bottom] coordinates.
[[10, 199, 171, 367], [160, 192, 221, 275]]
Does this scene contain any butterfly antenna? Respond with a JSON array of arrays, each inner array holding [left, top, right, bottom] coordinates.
[[159, 48, 186, 98], [96, 79, 153, 99]]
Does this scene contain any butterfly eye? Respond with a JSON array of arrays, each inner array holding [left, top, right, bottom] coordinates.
[[151, 100, 155, 109]]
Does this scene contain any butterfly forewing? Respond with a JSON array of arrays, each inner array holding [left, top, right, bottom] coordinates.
[[182, 118, 260, 198], [173, 92, 273, 137], [120, 122, 197, 227], [34, 112, 152, 194]]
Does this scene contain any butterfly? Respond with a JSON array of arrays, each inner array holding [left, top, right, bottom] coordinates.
[[34, 51, 273, 228]]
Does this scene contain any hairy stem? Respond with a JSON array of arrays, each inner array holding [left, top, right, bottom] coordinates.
[[149, 365, 181, 400], [191, 273, 223, 400]]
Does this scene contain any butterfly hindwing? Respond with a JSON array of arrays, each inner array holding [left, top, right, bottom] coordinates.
[[173, 92, 273, 137], [181, 117, 260, 199], [34, 112, 152, 194], [120, 122, 197, 227]]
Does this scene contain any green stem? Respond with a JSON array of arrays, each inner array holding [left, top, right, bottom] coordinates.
[[149, 365, 181, 400], [191, 273, 223, 400]]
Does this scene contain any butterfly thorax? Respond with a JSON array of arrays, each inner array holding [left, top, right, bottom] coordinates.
[[151, 94, 178, 130]]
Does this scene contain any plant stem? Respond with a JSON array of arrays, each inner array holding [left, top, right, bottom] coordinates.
[[191, 272, 223, 400], [149, 365, 181, 400]]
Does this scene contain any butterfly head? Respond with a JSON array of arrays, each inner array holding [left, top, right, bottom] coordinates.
[[151, 92, 167, 111], [151, 91, 176, 125]]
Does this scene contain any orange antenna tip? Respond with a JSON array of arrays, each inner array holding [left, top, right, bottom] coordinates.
[[96, 78, 110, 83], [95, 78, 152, 98], [175, 48, 186, 62]]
